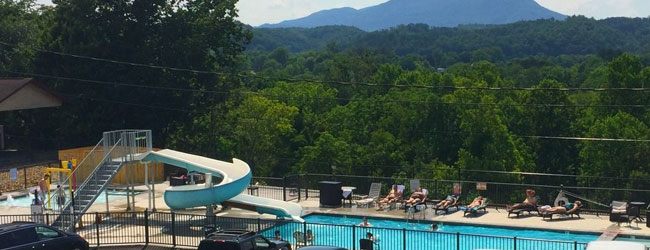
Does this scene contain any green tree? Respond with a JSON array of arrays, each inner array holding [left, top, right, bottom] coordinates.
[[521, 80, 578, 175], [579, 112, 650, 183], [226, 96, 298, 176], [34, 0, 251, 147]]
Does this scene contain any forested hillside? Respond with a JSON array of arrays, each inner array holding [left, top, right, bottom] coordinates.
[[1, 1, 650, 187], [250, 17, 650, 65], [260, 0, 565, 31]]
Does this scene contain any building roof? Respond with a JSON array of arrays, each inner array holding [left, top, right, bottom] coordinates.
[[0, 78, 62, 111]]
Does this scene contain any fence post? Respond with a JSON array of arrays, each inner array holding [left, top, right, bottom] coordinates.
[[23, 167, 27, 189], [574, 241, 578, 250], [144, 209, 149, 246], [514, 236, 517, 250], [283, 177, 287, 201], [456, 232, 460, 250], [95, 212, 100, 247], [352, 225, 356, 250], [257, 218, 261, 232], [434, 179, 439, 200], [71, 192, 76, 234], [402, 228, 407, 250], [171, 212, 176, 247], [45, 213, 50, 225], [304, 174, 309, 200], [298, 180, 302, 202], [302, 221, 307, 246]]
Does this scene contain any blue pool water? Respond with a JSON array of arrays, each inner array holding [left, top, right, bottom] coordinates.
[[263, 214, 597, 250], [0, 190, 133, 207]]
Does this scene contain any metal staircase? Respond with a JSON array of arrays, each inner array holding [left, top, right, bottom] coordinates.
[[46, 130, 152, 231]]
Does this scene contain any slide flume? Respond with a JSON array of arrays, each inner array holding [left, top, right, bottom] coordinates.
[[142, 149, 304, 222]]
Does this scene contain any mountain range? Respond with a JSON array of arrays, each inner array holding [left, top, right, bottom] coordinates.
[[260, 0, 567, 31]]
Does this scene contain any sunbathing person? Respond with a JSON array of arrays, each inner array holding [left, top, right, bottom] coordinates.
[[506, 189, 538, 212], [466, 196, 485, 210], [377, 185, 402, 210], [435, 194, 459, 209], [539, 201, 581, 215], [404, 187, 426, 206]]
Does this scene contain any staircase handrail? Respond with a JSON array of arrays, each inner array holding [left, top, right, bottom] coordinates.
[[61, 139, 104, 188], [44, 138, 103, 209], [74, 138, 124, 199], [46, 138, 122, 214]]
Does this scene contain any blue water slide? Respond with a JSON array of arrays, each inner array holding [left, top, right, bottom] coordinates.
[[142, 149, 303, 222]]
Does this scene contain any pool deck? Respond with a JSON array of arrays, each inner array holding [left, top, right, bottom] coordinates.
[[1, 182, 649, 240], [297, 199, 650, 238]]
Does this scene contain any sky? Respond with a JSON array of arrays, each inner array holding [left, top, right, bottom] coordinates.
[[35, 0, 650, 27]]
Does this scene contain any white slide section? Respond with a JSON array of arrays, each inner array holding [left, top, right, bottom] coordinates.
[[142, 149, 304, 222]]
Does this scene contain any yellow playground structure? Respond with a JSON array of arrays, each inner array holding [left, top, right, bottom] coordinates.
[[44, 166, 74, 210]]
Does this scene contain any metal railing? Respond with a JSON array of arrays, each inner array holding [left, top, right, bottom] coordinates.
[[43, 139, 105, 213], [249, 176, 300, 202], [292, 173, 650, 213], [0, 211, 590, 250], [42, 130, 152, 230]]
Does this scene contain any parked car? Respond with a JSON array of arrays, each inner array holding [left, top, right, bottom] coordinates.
[[297, 247, 347, 250], [586, 241, 648, 250], [198, 229, 291, 250], [0, 222, 89, 250]]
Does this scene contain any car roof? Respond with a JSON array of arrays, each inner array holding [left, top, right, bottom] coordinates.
[[0, 222, 38, 232], [297, 246, 347, 250], [207, 230, 257, 241], [586, 241, 647, 250]]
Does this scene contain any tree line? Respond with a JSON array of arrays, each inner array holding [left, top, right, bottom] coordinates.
[[1, 0, 649, 189]]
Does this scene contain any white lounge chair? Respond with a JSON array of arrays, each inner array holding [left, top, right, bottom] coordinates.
[[356, 183, 382, 208]]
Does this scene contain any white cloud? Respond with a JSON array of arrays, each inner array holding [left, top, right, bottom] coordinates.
[[236, 0, 387, 26], [535, 0, 650, 18]]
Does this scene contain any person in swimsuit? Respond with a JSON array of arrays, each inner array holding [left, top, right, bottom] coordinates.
[[466, 196, 485, 210], [377, 185, 402, 210], [435, 194, 459, 209], [507, 189, 538, 212], [404, 187, 425, 206], [539, 201, 582, 214], [38, 173, 50, 203], [358, 217, 373, 227]]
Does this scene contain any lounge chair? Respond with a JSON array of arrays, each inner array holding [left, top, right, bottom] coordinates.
[[462, 198, 489, 216], [356, 183, 382, 208], [508, 205, 540, 218], [609, 201, 628, 222], [609, 201, 637, 226], [541, 204, 582, 220], [434, 194, 461, 215], [410, 179, 421, 192]]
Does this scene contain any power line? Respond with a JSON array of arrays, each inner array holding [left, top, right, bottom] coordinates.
[[5, 70, 650, 109], [59, 93, 190, 112], [55, 90, 650, 142], [2, 40, 650, 92]]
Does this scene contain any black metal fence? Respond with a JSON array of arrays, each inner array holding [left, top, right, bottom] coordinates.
[[284, 173, 650, 214], [0, 211, 590, 250]]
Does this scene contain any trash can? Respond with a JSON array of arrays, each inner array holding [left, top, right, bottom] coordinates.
[[646, 210, 649, 228], [318, 181, 342, 208]]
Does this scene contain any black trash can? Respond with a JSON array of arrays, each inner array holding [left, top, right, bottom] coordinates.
[[319, 181, 342, 208], [646, 210, 649, 228]]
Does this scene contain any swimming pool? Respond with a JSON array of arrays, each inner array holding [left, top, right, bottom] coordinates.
[[0, 190, 135, 207], [262, 214, 595, 250]]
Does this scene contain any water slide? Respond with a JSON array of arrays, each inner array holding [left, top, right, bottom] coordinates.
[[142, 149, 304, 222]]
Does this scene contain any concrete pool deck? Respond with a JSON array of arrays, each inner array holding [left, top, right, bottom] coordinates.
[[1, 182, 648, 240], [298, 199, 650, 238]]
